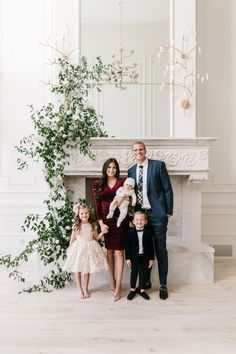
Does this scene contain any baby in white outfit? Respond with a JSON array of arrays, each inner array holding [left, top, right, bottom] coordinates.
[[107, 177, 136, 227]]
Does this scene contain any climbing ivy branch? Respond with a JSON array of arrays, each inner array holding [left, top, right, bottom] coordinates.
[[0, 51, 120, 293]]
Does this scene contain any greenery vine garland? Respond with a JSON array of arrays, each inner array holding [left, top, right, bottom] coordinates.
[[0, 53, 121, 293]]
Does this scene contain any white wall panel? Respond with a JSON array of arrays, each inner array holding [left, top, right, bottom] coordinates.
[[81, 1, 170, 138], [197, 0, 236, 257], [0, 0, 79, 253]]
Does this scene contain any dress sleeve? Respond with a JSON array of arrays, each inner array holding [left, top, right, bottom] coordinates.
[[92, 180, 103, 220]]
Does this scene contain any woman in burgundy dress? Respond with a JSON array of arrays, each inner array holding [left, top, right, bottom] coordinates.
[[93, 158, 129, 301]]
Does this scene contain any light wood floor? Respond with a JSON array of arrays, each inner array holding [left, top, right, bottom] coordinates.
[[0, 258, 236, 354]]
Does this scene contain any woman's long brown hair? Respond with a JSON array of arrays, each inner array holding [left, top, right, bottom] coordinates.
[[95, 158, 120, 200]]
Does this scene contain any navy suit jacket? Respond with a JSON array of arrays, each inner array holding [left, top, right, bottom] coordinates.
[[128, 159, 173, 230]]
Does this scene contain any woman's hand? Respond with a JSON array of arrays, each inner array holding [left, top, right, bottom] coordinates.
[[100, 222, 109, 234]]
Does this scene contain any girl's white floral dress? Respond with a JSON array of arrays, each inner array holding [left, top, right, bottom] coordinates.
[[63, 223, 108, 274]]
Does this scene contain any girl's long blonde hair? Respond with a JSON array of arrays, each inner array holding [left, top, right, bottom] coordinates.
[[73, 204, 97, 233]]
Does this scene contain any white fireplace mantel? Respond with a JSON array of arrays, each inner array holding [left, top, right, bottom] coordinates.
[[65, 137, 217, 284], [65, 137, 216, 180]]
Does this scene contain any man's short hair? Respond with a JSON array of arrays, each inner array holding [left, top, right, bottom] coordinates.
[[132, 140, 146, 150]]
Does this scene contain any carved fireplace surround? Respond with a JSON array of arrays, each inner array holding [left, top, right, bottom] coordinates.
[[65, 137, 216, 284]]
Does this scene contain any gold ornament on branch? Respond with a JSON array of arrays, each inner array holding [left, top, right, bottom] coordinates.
[[159, 34, 208, 112]]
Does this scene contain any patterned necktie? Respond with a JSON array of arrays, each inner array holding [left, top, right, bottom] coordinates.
[[137, 165, 143, 205]]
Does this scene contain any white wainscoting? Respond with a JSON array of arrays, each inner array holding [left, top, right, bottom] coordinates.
[[201, 177, 236, 258]]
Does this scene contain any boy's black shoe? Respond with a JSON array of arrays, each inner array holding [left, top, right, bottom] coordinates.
[[135, 282, 151, 293], [159, 286, 168, 300], [144, 282, 152, 290], [127, 291, 136, 300], [139, 291, 150, 300]]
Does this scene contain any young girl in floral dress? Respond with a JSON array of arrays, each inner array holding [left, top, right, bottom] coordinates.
[[63, 204, 108, 299]]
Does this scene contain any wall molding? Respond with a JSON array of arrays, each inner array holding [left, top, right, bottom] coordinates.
[[202, 212, 236, 216], [0, 174, 46, 187], [202, 202, 236, 207], [204, 175, 236, 188], [202, 233, 236, 237], [0, 202, 45, 207], [0, 0, 3, 175], [0, 233, 34, 237], [203, 190, 236, 194]]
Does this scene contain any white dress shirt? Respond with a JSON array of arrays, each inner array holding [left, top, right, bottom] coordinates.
[[136, 158, 151, 209], [136, 228, 144, 254]]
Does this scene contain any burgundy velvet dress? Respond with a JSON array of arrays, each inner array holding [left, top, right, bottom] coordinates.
[[93, 178, 129, 250]]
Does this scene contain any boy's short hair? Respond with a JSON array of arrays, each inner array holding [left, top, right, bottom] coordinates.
[[133, 211, 148, 221]]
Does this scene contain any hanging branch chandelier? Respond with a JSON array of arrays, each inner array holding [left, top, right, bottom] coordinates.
[[110, 0, 139, 90]]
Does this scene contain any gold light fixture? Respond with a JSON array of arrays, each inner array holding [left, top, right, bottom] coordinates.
[[159, 34, 208, 111], [110, 0, 139, 90]]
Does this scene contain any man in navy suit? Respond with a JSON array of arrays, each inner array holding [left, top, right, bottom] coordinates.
[[128, 141, 173, 300]]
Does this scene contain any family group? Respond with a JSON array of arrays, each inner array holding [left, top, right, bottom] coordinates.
[[63, 141, 174, 301]]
